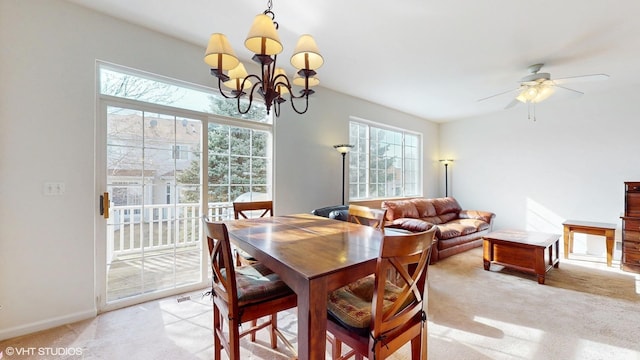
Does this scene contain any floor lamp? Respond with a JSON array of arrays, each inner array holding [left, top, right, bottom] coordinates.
[[334, 144, 354, 205], [439, 159, 454, 197]]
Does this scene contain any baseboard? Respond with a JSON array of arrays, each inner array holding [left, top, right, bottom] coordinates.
[[0, 309, 97, 341]]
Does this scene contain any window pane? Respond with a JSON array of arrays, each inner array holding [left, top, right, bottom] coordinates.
[[348, 120, 422, 200]]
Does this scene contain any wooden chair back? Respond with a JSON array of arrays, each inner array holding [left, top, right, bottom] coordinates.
[[348, 204, 387, 230], [202, 219, 238, 316], [202, 216, 297, 359], [232, 201, 273, 266], [327, 227, 436, 360], [233, 200, 273, 219]]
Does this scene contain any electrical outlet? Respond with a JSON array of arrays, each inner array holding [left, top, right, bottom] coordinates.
[[44, 182, 65, 196]]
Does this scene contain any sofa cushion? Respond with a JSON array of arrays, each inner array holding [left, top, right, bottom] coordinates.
[[382, 200, 419, 220], [390, 218, 435, 232], [410, 198, 437, 218], [432, 197, 462, 215], [437, 219, 489, 240], [437, 212, 458, 224]]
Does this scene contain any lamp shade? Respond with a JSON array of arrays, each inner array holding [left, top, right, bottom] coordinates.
[[293, 72, 320, 87], [245, 13, 283, 55], [333, 144, 354, 154], [223, 63, 252, 91], [273, 68, 289, 94], [290, 34, 324, 70], [204, 33, 240, 70]]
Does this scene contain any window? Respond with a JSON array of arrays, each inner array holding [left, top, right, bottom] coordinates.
[[100, 63, 271, 124], [207, 124, 272, 204], [349, 119, 421, 199]]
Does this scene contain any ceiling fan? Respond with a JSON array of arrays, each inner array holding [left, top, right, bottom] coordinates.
[[479, 63, 609, 110]]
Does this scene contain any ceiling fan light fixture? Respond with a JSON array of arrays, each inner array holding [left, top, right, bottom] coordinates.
[[516, 84, 555, 103], [532, 85, 554, 103]]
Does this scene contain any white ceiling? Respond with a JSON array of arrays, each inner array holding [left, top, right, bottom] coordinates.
[[67, 0, 640, 122]]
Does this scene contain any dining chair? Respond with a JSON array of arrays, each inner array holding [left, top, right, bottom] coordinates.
[[232, 200, 273, 266], [326, 227, 437, 360], [202, 217, 297, 360], [347, 204, 387, 230]]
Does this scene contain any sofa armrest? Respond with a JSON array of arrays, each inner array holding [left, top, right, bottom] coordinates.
[[459, 210, 496, 226]]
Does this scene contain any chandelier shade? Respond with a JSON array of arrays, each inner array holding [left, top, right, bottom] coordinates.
[[244, 13, 283, 55], [204, 33, 240, 70], [293, 73, 319, 87], [290, 34, 324, 70], [204, 0, 322, 117], [223, 63, 252, 92]]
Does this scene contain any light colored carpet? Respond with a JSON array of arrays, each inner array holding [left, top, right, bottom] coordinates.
[[2, 247, 639, 359]]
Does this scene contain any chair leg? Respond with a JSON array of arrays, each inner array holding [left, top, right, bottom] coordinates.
[[270, 313, 278, 348], [235, 249, 242, 267], [229, 316, 241, 359], [333, 340, 342, 360], [411, 336, 421, 359], [250, 319, 258, 342], [213, 306, 222, 360], [411, 318, 428, 360]]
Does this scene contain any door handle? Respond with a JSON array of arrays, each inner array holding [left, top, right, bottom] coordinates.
[[100, 192, 109, 219]]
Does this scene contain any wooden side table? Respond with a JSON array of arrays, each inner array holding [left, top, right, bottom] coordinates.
[[483, 230, 560, 284], [562, 220, 616, 267]]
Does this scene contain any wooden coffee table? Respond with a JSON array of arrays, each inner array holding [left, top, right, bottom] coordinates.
[[483, 230, 560, 284]]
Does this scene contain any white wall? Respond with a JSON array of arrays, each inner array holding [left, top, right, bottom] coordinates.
[[440, 86, 640, 253], [0, 0, 438, 339]]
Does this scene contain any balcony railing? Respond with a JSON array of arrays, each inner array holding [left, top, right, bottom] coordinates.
[[107, 202, 233, 258]]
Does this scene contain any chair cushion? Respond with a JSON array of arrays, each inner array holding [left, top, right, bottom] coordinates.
[[224, 263, 294, 306], [327, 275, 403, 333]]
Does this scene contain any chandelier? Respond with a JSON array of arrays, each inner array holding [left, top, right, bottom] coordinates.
[[204, 0, 323, 117]]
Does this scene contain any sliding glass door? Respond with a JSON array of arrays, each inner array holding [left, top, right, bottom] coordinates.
[[99, 104, 205, 309]]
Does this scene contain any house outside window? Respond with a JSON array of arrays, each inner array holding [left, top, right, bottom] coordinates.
[[349, 119, 421, 200]]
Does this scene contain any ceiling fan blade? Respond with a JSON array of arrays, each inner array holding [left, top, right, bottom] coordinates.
[[504, 98, 521, 109], [478, 88, 518, 102], [555, 85, 584, 95], [552, 73, 609, 85]]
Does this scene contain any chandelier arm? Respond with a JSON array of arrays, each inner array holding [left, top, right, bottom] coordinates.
[[214, 76, 243, 100], [236, 80, 264, 115], [288, 92, 310, 114]]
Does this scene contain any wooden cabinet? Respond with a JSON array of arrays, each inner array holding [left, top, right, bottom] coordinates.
[[622, 181, 640, 273]]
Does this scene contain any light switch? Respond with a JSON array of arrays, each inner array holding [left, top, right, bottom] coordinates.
[[44, 182, 65, 196]]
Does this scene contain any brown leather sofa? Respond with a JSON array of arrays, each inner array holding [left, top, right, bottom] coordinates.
[[381, 197, 495, 263]]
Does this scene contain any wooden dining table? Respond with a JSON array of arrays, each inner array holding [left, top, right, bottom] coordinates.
[[224, 213, 384, 360]]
